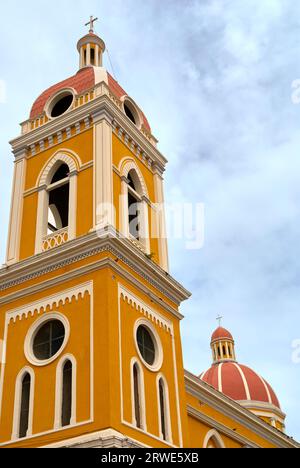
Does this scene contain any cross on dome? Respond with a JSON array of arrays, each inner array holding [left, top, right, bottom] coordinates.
[[216, 315, 223, 327], [85, 15, 98, 34]]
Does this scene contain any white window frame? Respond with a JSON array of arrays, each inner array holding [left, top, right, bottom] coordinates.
[[12, 367, 35, 441], [156, 374, 173, 444], [134, 319, 163, 373], [203, 429, 226, 448], [24, 313, 70, 367], [119, 159, 150, 254], [35, 152, 79, 254], [130, 358, 147, 432], [54, 354, 77, 429]]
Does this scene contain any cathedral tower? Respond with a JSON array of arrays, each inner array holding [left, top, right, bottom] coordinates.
[[0, 20, 190, 448], [0, 19, 297, 449]]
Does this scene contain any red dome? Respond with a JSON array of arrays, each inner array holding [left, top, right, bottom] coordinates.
[[211, 327, 233, 342], [29, 67, 151, 132], [200, 362, 280, 409]]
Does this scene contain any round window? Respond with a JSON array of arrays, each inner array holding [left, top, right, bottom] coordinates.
[[123, 98, 141, 128], [136, 325, 156, 366], [48, 92, 74, 118], [124, 103, 137, 125], [33, 320, 65, 361]]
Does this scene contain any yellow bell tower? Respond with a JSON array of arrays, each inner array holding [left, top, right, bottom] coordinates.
[[0, 19, 191, 448], [1, 19, 298, 450]]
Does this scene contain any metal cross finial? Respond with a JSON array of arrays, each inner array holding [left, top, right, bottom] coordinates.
[[85, 15, 98, 34], [216, 315, 223, 327]]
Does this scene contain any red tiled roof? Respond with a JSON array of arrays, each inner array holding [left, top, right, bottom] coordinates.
[[30, 67, 95, 119], [201, 362, 280, 408], [29, 68, 151, 132], [211, 327, 233, 342]]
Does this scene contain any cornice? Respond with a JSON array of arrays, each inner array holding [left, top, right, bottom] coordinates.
[[184, 370, 299, 448], [0, 257, 182, 321], [0, 228, 191, 306], [10, 87, 167, 171], [238, 400, 285, 420]]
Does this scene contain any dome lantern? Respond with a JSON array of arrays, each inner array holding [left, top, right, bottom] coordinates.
[[210, 320, 236, 363], [77, 16, 106, 69]]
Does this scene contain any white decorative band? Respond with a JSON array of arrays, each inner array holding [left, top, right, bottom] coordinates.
[[6, 281, 93, 324], [119, 285, 173, 335]]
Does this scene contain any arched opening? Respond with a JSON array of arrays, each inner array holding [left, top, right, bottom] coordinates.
[[19, 373, 31, 439], [36, 152, 79, 254], [127, 170, 142, 241], [90, 47, 95, 66], [47, 163, 70, 235], [133, 363, 142, 429], [124, 103, 136, 125], [61, 360, 73, 427], [119, 159, 150, 254]]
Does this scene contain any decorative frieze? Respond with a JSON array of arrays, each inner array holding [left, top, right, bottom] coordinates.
[[6, 281, 93, 324], [57, 131, 63, 143], [113, 124, 154, 171], [66, 127, 72, 139], [119, 285, 173, 335]]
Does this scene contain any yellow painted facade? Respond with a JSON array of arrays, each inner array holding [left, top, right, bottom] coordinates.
[[0, 27, 298, 449]]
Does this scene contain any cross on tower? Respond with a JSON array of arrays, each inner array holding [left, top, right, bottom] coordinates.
[[85, 15, 98, 34], [216, 315, 223, 327]]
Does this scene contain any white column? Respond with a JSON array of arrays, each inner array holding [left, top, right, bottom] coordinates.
[[220, 343, 224, 360], [34, 187, 49, 254], [6, 152, 27, 265], [153, 168, 169, 272], [140, 198, 151, 254], [93, 110, 114, 231], [86, 43, 91, 67], [225, 342, 229, 358], [68, 172, 78, 240], [120, 178, 129, 237], [80, 47, 84, 68]]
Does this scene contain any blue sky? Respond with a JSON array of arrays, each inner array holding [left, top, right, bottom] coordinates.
[[1, 0, 300, 440]]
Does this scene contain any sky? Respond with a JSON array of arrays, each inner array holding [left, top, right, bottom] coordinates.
[[0, 0, 300, 441]]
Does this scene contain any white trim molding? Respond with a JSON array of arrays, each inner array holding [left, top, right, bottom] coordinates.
[[156, 374, 173, 444], [37, 149, 81, 187], [93, 109, 114, 230], [54, 354, 77, 429], [44, 88, 76, 121], [130, 358, 147, 432], [134, 318, 163, 373], [118, 157, 150, 255], [153, 169, 169, 272], [6, 155, 27, 265], [11, 366, 35, 441], [35, 150, 80, 254], [203, 429, 226, 449], [24, 313, 70, 367]]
